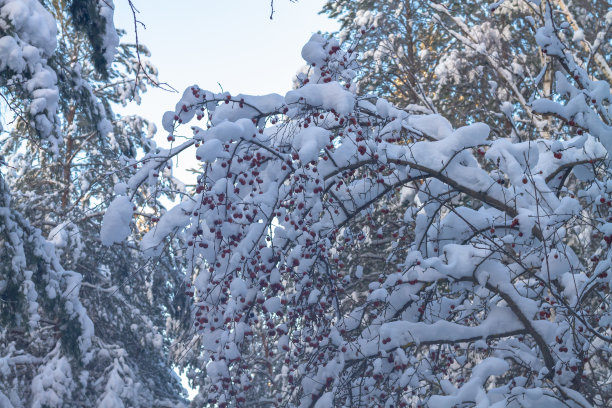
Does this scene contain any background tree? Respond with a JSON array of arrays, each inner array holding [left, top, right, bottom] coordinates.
[[322, 0, 611, 134], [0, 0, 188, 406]]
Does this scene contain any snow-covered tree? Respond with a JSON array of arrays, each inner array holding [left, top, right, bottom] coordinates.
[[322, 0, 611, 137], [1, 0, 187, 406], [112, 3, 612, 407]]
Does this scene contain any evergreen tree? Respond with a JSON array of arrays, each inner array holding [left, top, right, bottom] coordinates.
[[1, 0, 188, 405]]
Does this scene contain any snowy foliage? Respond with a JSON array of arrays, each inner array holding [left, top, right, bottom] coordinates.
[[109, 6, 612, 406], [0, 0, 60, 150], [0, 176, 94, 406]]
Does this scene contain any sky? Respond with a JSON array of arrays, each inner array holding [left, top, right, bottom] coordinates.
[[113, 0, 339, 146]]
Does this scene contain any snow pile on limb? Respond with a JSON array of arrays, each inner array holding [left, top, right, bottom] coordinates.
[[0, 0, 60, 151], [100, 195, 134, 246]]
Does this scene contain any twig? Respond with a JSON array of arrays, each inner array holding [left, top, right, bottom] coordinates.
[[126, 0, 177, 94]]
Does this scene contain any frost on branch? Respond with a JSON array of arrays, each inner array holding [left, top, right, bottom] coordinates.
[[123, 31, 612, 407]]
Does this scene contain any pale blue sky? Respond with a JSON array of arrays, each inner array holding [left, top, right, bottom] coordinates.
[[114, 0, 339, 141]]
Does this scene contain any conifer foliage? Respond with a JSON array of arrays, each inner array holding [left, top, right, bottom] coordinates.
[[1, 0, 186, 406]]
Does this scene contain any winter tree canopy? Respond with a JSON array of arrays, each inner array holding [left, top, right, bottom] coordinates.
[[1, 0, 611, 407]]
